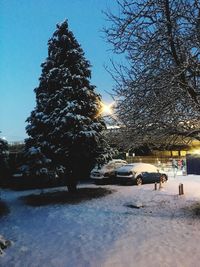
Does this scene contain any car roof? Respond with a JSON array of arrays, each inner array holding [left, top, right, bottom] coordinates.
[[109, 159, 127, 163], [121, 163, 157, 170], [125, 163, 155, 166]]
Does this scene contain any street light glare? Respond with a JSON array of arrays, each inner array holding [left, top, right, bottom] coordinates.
[[101, 102, 113, 115], [95, 101, 116, 120]]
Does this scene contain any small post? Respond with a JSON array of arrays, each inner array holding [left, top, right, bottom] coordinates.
[[181, 183, 184, 195], [179, 183, 184, 195], [154, 183, 157, 190], [179, 184, 181, 195], [159, 181, 162, 189]]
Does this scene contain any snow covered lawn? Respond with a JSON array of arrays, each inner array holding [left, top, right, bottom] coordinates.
[[1, 174, 200, 267]]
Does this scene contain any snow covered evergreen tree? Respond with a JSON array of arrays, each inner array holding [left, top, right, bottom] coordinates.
[[0, 137, 9, 182], [0, 138, 8, 157], [25, 20, 112, 192]]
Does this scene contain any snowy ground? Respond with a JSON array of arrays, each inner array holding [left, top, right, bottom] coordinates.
[[1, 172, 200, 267]]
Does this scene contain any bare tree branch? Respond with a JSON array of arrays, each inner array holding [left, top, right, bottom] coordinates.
[[104, 0, 200, 148]]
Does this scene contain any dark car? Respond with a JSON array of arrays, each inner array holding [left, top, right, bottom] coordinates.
[[116, 163, 168, 185]]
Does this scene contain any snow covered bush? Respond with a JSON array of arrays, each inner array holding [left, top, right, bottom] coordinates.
[[24, 20, 113, 192], [0, 235, 11, 256]]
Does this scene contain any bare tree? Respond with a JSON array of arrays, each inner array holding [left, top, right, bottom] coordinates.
[[104, 0, 200, 148]]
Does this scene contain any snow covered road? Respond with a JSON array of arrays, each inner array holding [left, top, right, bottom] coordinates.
[[1, 174, 200, 267]]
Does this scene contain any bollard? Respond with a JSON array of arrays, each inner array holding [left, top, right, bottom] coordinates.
[[179, 183, 184, 195], [179, 184, 181, 195], [159, 181, 162, 189], [181, 183, 184, 195], [154, 183, 157, 190]]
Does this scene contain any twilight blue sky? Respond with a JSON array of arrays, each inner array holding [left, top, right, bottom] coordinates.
[[0, 0, 121, 142]]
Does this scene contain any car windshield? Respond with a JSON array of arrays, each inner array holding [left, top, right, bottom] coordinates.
[[125, 164, 134, 167], [105, 164, 115, 169], [94, 160, 125, 170], [94, 163, 114, 170]]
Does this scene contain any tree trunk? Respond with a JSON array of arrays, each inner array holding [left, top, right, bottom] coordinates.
[[66, 173, 78, 193], [67, 183, 77, 193]]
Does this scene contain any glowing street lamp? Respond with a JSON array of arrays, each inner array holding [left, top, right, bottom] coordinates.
[[100, 102, 115, 116]]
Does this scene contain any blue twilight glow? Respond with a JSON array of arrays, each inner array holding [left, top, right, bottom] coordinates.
[[0, 0, 121, 141]]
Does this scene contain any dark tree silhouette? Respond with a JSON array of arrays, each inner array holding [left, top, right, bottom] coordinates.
[[25, 21, 112, 192]]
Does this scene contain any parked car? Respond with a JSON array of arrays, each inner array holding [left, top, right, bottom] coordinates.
[[116, 163, 168, 185], [90, 159, 127, 184]]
